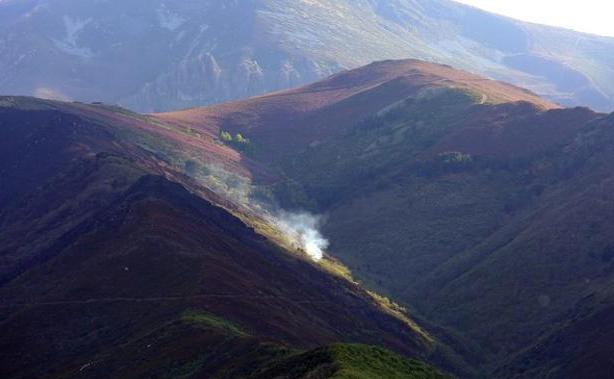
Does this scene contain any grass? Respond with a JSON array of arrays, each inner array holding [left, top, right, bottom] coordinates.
[[182, 310, 249, 337], [366, 291, 434, 344], [330, 344, 448, 379], [250, 343, 449, 379]]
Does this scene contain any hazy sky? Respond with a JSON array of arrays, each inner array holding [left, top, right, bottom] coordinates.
[[453, 0, 614, 37]]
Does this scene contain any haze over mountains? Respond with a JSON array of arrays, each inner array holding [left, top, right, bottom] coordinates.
[[1, 0, 614, 112]]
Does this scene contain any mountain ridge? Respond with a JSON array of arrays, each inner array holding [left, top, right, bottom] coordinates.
[[156, 59, 559, 166]]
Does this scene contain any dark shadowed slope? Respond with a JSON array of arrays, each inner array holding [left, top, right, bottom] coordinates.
[[0, 96, 460, 378], [1, 0, 614, 112], [0, 173, 435, 378], [158, 59, 614, 378], [495, 298, 614, 379]]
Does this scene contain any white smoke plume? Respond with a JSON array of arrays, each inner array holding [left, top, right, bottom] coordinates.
[[274, 211, 329, 261], [185, 161, 329, 262]]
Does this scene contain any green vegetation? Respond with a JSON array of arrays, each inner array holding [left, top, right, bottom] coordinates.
[[220, 129, 253, 154], [220, 130, 250, 145], [251, 344, 449, 379], [329, 344, 448, 379], [235, 133, 249, 144], [220, 130, 233, 142], [182, 310, 249, 337]]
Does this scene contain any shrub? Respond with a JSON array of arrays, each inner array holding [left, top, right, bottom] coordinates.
[[220, 130, 233, 142], [235, 133, 249, 144]]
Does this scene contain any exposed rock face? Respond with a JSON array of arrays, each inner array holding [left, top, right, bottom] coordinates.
[[1, 0, 614, 112]]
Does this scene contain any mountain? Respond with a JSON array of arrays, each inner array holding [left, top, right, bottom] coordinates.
[[5, 57, 614, 378], [0, 96, 457, 378], [157, 59, 614, 378], [1, 0, 614, 112], [156, 59, 558, 163]]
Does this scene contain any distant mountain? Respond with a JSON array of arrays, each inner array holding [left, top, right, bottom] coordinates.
[[1, 0, 614, 112], [157, 59, 614, 378], [0, 96, 457, 378]]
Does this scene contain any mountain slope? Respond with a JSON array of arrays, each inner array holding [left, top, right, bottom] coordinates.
[[0, 97, 459, 378], [495, 298, 614, 379], [1, 0, 614, 111], [157, 59, 557, 163], [158, 59, 614, 378]]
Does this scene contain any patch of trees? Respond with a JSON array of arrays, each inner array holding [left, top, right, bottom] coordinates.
[[220, 130, 251, 151]]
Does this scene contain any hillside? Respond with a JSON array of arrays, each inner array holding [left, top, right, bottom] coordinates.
[[5, 58, 614, 377], [158, 59, 614, 378], [0, 96, 459, 378], [1, 0, 614, 111], [157, 59, 557, 163], [495, 298, 614, 379]]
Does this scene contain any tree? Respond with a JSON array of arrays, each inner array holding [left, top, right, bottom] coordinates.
[[220, 130, 233, 142], [235, 133, 249, 144]]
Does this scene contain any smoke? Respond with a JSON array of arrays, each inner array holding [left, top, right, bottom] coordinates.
[[274, 211, 329, 261], [182, 160, 329, 262]]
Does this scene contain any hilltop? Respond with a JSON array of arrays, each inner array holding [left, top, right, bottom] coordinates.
[[157, 59, 557, 163]]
